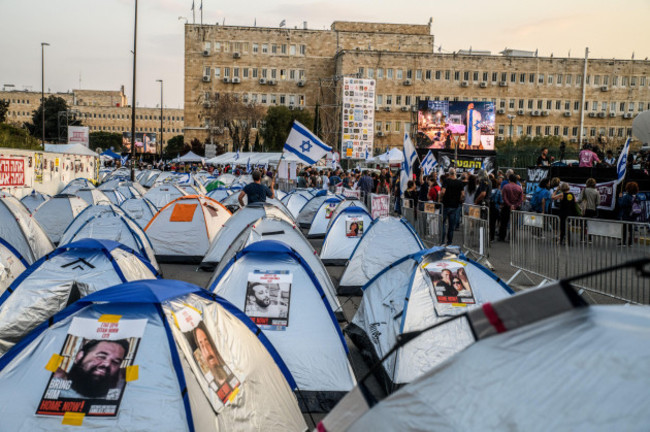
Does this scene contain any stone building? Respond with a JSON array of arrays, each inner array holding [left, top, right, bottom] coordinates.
[[1, 86, 184, 149], [185, 20, 650, 154]]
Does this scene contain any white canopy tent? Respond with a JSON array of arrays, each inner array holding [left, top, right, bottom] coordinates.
[[371, 147, 404, 164], [206, 152, 305, 166], [44, 143, 99, 157], [171, 150, 205, 163]]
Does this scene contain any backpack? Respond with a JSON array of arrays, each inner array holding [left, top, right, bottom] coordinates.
[[630, 195, 642, 218]]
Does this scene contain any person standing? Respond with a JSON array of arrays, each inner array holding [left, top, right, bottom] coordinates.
[[536, 147, 550, 167], [439, 168, 465, 245], [238, 170, 274, 206], [579, 178, 600, 218], [579, 144, 601, 167], [551, 182, 578, 245], [498, 174, 524, 242]]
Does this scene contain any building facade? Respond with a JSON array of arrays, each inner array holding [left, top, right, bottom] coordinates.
[[186, 20, 650, 153], [1, 86, 184, 148]]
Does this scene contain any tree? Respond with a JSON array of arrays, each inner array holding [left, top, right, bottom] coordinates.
[[253, 132, 260, 152], [163, 134, 186, 159], [260, 106, 314, 151], [190, 138, 204, 156], [89, 131, 122, 152], [0, 100, 9, 123], [24, 95, 80, 142], [0, 123, 41, 149]]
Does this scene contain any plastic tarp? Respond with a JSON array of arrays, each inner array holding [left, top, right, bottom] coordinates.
[[0, 241, 158, 356], [208, 241, 356, 411], [339, 217, 424, 293], [143, 184, 188, 208], [207, 217, 342, 317], [344, 305, 650, 432], [0, 197, 54, 264], [20, 190, 50, 214], [0, 239, 27, 296], [200, 203, 294, 269], [119, 198, 158, 229], [347, 249, 511, 391], [320, 207, 373, 265], [145, 196, 231, 262], [307, 197, 343, 238], [33, 195, 89, 245]]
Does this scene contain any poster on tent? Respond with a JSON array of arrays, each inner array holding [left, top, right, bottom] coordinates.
[[170, 303, 241, 409], [245, 271, 292, 330], [36, 317, 147, 418], [345, 217, 364, 238], [325, 202, 337, 219], [425, 260, 475, 306], [341, 77, 375, 159]]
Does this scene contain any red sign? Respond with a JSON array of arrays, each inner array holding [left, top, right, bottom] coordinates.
[[0, 158, 25, 186]]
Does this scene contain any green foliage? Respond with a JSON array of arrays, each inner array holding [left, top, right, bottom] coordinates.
[[24, 96, 78, 142], [190, 138, 204, 156], [0, 123, 42, 149], [163, 135, 187, 158], [260, 106, 314, 151], [496, 135, 578, 168], [89, 131, 122, 152], [0, 100, 9, 123]]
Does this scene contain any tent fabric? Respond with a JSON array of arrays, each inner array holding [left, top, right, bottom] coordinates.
[[20, 190, 50, 214], [200, 203, 295, 270], [60, 178, 96, 195], [0, 238, 27, 296], [59, 212, 159, 271], [280, 192, 310, 219], [75, 188, 113, 206], [146, 195, 232, 263], [59, 203, 126, 241], [370, 147, 403, 164], [338, 217, 425, 294], [296, 194, 338, 229], [345, 247, 512, 392], [119, 197, 158, 229], [140, 170, 162, 188], [44, 143, 99, 157], [307, 197, 343, 238], [327, 199, 369, 232], [206, 188, 231, 202], [143, 184, 188, 208], [208, 240, 356, 412], [100, 188, 127, 205], [0, 239, 159, 357], [0, 279, 306, 431], [32, 194, 89, 245], [207, 217, 342, 318], [172, 150, 205, 163], [336, 302, 650, 432], [320, 206, 373, 265], [0, 197, 54, 264]]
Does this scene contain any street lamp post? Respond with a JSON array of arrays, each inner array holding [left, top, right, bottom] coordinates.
[[130, 0, 138, 181], [41, 42, 50, 149], [507, 114, 516, 144], [156, 79, 163, 162]]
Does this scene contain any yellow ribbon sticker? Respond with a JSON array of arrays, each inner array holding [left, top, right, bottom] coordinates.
[[62, 412, 85, 426], [45, 354, 63, 373], [98, 314, 122, 323], [125, 365, 139, 382]]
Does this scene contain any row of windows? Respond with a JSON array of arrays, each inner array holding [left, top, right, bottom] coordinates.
[[204, 92, 306, 106], [88, 125, 181, 133], [3, 98, 32, 104], [78, 112, 183, 121], [374, 121, 410, 134], [204, 41, 307, 56], [203, 66, 306, 81], [361, 67, 650, 88], [498, 124, 633, 138]]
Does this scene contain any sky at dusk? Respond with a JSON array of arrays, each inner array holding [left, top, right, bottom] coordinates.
[[1, 0, 648, 108]]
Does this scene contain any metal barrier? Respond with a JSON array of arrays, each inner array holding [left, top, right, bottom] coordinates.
[[417, 202, 443, 247], [401, 199, 416, 227], [276, 178, 297, 193], [508, 211, 562, 286], [563, 217, 650, 304], [462, 203, 492, 269]]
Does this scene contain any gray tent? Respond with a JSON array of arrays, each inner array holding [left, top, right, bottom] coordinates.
[[0, 196, 54, 264]]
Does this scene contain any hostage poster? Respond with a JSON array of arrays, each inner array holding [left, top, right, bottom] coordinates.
[[425, 261, 475, 305], [245, 271, 292, 330], [325, 202, 337, 219], [36, 317, 147, 418], [345, 217, 364, 237], [437, 152, 496, 174]]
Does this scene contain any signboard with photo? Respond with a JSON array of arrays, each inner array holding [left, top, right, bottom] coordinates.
[[245, 271, 292, 330], [169, 302, 241, 410], [425, 261, 475, 305], [371, 194, 389, 218], [341, 77, 376, 159], [122, 132, 157, 154], [36, 317, 147, 418], [345, 217, 364, 238], [325, 203, 337, 219]]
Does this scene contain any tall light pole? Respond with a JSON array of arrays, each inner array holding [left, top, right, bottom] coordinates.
[[41, 42, 50, 149], [156, 79, 163, 162], [507, 114, 516, 144], [130, 0, 138, 181]]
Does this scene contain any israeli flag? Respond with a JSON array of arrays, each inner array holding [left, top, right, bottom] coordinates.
[[234, 149, 240, 161], [400, 132, 418, 195], [283, 120, 332, 165], [420, 150, 438, 175], [246, 157, 251, 173], [616, 137, 631, 183], [120, 155, 129, 165]]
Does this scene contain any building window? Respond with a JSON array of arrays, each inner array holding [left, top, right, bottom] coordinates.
[[538, 74, 545, 84], [483, 71, 488, 81], [377, 68, 384, 79], [509, 99, 515, 109], [261, 68, 267, 78], [619, 102, 625, 111], [594, 75, 600, 85], [463, 71, 470, 81], [498, 125, 505, 135], [577, 75, 582, 85], [574, 101, 580, 111], [612, 76, 618, 86], [397, 69, 403, 79], [545, 126, 551, 135], [289, 44, 296, 55], [368, 68, 374, 79], [203, 66, 211, 76], [376, 95, 383, 105], [416, 70, 422, 80], [528, 100, 534, 109], [271, 44, 278, 54], [262, 44, 268, 54], [519, 99, 524, 109], [526, 125, 532, 135], [547, 75, 553, 84], [445, 70, 450, 80], [233, 67, 240, 77], [214, 67, 221, 78], [510, 72, 516, 83], [299, 70, 305, 79], [566, 74, 572, 85], [387, 69, 393, 79], [396, 95, 402, 105], [546, 100, 552, 110], [358, 67, 364, 77], [243, 68, 249, 78], [537, 100, 543, 109], [386, 95, 392, 105], [271, 69, 277, 79], [252, 68, 258, 78], [622, 76, 629, 86], [280, 44, 286, 54], [519, 73, 526, 83], [499, 99, 506, 109], [473, 71, 479, 81], [405, 95, 411, 106], [289, 70, 296, 80], [428, 70, 434, 80], [529, 73, 535, 83], [300, 45, 306, 55], [454, 71, 460, 81], [252, 43, 258, 54], [492, 72, 498, 82]]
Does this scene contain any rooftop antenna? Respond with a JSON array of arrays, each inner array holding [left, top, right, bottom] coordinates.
[[279, 19, 286, 28], [191, 0, 195, 24], [200, 0, 203, 26]]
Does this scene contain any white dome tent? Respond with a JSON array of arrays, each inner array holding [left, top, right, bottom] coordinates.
[[346, 247, 512, 392], [321, 280, 650, 432], [145, 195, 231, 263], [280, 191, 311, 219], [200, 202, 295, 270], [206, 187, 231, 202], [296, 191, 338, 229], [207, 216, 343, 320], [75, 188, 113, 206], [0, 197, 54, 264], [59, 202, 126, 239], [59, 178, 95, 195], [326, 198, 368, 232], [0, 279, 306, 431], [307, 197, 343, 238], [0, 239, 159, 357], [119, 197, 158, 229], [19, 190, 50, 214], [143, 184, 188, 208], [101, 189, 128, 205], [338, 217, 425, 294], [208, 240, 356, 412], [320, 206, 373, 265], [0, 238, 27, 296], [32, 194, 89, 245]]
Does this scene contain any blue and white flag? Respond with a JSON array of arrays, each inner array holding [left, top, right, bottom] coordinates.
[[400, 132, 418, 195], [364, 147, 370, 161], [467, 104, 482, 148], [283, 121, 332, 165], [616, 137, 631, 183], [120, 155, 129, 165], [420, 150, 438, 175], [234, 149, 240, 161], [246, 157, 251, 173]]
